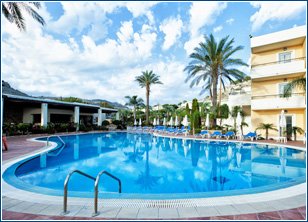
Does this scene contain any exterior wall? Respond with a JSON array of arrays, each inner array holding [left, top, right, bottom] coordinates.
[[251, 109, 305, 140], [252, 78, 305, 96], [23, 108, 74, 123], [251, 44, 304, 66]]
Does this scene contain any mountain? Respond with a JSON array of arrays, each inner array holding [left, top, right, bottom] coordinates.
[[2, 81, 127, 109], [2, 81, 30, 97]]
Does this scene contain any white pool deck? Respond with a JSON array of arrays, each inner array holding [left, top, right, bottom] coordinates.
[[1, 132, 307, 219]]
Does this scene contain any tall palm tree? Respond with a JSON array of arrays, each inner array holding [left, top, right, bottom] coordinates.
[[184, 34, 248, 128], [256, 123, 278, 140], [124, 95, 144, 120], [135, 70, 163, 125], [2, 2, 45, 32]]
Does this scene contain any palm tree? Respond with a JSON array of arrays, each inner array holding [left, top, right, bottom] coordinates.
[[2, 2, 45, 32], [135, 70, 163, 125], [124, 95, 144, 120], [256, 123, 278, 140], [283, 76, 306, 98], [285, 126, 305, 141], [184, 34, 248, 128]]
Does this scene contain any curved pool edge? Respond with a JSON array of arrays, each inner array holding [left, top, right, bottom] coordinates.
[[2, 131, 307, 207]]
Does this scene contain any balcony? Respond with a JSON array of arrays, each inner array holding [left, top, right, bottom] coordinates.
[[251, 93, 306, 110], [251, 57, 306, 80], [229, 91, 251, 107]]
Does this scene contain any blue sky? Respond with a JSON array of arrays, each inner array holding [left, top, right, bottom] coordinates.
[[2, 1, 306, 106]]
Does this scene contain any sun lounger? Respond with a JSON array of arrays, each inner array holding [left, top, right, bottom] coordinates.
[[168, 127, 179, 134], [194, 130, 209, 138], [220, 131, 234, 140], [172, 126, 185, 134], [176, 126, 191, 136], [243, 132, 258, 141], [209, 131, 221, 138]]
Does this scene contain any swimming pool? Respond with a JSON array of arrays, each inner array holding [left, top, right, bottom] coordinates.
[[3, 132, 306, 199]]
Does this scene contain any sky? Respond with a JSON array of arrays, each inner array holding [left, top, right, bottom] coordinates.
[[1, 1, 307, 106]]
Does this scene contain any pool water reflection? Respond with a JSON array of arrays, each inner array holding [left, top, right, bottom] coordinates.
[[15, 133, 306, 195]]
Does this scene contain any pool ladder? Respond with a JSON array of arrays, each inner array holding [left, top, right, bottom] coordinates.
[[61, 170, 121, 217], [46, 135, 66, 147]]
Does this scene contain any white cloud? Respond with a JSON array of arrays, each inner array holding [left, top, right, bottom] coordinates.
[[226, 18, 234, 25], [125, 2, 158, 24], [184, 2, 227, 55], [159, 16, 183, 50], [188, 2, 227, 38], [250, 1, 306, 32], [184, 35, 204, 55], [213, 25, 223, 33]]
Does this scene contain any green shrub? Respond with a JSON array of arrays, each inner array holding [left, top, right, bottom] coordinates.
[[102, 120, 110, 126], [191, 99, 201, 134], [112, 120, 121, 126], [17, 123, 31, 134]]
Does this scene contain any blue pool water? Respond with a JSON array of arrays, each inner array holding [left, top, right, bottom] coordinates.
[[8, 133, 307, 197]]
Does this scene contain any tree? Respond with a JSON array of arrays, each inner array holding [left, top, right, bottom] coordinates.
[[231, 106, 244, 130], [286, 126, 305, 141], [185, 103, 190, 116], [184, 34, 247, 128], [256, 123, 278, 140], [215, 103, 229, 126], [124, 95, 144, 120], [191, 99, 201, 134], [135, 70, 163, 125], [2, 2, 45, 32], [283, 76, 306, 97], [99, 101, 114, 109]]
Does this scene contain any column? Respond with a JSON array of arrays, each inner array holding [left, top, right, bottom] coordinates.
[[97, 108, 102, 126], [116, 112, 119, 120], [102, 113, 106, 121], [74, 106, 80, 131], [41, 103, 48, 126]]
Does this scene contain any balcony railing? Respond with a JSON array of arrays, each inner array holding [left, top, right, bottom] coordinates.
[[251, 57, 306, 68], [252, 92, 306, 100]]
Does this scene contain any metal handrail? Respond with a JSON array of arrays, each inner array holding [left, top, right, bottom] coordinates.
[[93, 171, 121, 217], [252, 92, 306, 99], [47, 135, 66, 147], [62, 170, 96, 215]]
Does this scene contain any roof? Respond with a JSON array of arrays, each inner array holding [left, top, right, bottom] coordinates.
[[2, 93, 118, 113]]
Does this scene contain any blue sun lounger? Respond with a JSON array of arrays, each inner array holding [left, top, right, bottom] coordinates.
[[220, 131, 234, 140], [194, 130, 209, 138], [209, 131, 222, 138], [243, 132, 258, 141]]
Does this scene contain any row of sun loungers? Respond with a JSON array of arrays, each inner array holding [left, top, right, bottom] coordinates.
[[131, 126, 258, 141], [194, 130, 259, 141]]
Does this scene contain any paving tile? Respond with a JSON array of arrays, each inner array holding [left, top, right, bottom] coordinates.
[[196, 206, 220, 217], [50, 215, 74, 220], [265, 200, 291, 210], [279, 196, 307, 208], [2, 199, 22, 210], [257, 214, 282, 220], [232, 203, 258, 214], [98, 207, 121, 218], [23, 214, 52, 220], [137, 208, 159, 219], [2, 210, 14, 219], [116, 208, 139, 218], [215, 205, 240, 216], [6, 201, 36, 213], [210, 215, 234, 220], [38, 204, 63, 215], [234, 213, 258, 220], [158, 208, 179, 219], [22, 203, 50, 214], [257, 211, 281, 219], [3, 212, 32, 220], [278, 209, 305, 220], [177, 207, 199, 218], [298, 206, 306, 219], [248, 202, 276, 213], [62, 205, 85, 217]]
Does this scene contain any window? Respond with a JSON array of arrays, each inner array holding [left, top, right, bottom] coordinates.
[[279, 52, 292, 64], [278, 82, 294, 98]]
